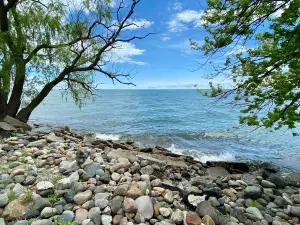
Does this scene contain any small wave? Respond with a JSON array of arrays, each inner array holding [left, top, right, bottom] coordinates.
[[198, 152, 236, 163], [167, 144, 236, 163], [168, 144, 185, 156], [95, 133, 120, 141]]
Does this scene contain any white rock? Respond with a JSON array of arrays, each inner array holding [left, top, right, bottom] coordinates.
[[136, 196, 153, 220], [101, 215, 112, 225], [41, 207, 57, 218], [111, 173, 121, 182], [57, 178, 71, 190], [246, 207, 263, 220], [159, 207, 170, 217], [187, 194, 206, 207], [13, 183, 25, 195], [69, 172, 80, 182], [36, 181, 54, 190]]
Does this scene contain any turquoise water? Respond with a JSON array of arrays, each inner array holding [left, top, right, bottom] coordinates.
[[31, 89, 300, 170]]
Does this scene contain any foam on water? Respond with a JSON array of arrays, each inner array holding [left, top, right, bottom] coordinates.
[[31, 89, 300, 170], [167, 144, 236, 163], [198, 152, 236, 163], [95, 133, 120, 141]]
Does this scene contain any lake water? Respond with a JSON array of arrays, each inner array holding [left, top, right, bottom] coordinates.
[[31, 89, 300, 171]]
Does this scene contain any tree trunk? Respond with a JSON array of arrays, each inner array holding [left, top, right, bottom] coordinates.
[[16, 77, 63, 122], [0, 92, 7, 121], [7, 57, 26, 117]]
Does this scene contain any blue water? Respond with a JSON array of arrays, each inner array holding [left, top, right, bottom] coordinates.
[[31, 89, 300, 170]]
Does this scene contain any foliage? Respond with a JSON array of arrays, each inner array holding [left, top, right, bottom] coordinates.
[[192, 0, 300, 134], [20, 150, 30, 157], [224, 214, 233, 219], [247, 200, 261, 208], [21, 189, 33, 203], [28, 218, 37, 223], [54, 220, 73, 225], [53, 176, 63, 184], [8, 191, 17, 202], [0, 0, 152, 122], [195, 82, 223, 97], [48, 193, 59, 204]]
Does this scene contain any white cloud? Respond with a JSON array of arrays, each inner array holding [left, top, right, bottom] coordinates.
[[162, 36, 170, 41], [104, 42, 146, 65], [167, 39, 203, 55], [172, 2, 182, 11], [124, 19, 154, 30], [168, 10, 204, 32]]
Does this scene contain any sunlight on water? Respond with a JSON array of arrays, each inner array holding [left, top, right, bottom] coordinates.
[[31, 89, 300, 169]]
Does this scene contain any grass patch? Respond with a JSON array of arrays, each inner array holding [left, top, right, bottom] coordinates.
[[54, 220, 73, 225], [8, 191, 17, 202], [28, 218, 37, 223], [53, 176, 63, 184], [248, 200, 261, 208], [48, 193, 59, 204], [224, 214, 232, 219], [54, 221, 73, 225], [21, 189, 33, 203], [20, 150, 30, 157]]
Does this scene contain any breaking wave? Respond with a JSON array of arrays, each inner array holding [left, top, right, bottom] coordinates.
[[95, 133, 120, 141], [167, 144, 236, 163]]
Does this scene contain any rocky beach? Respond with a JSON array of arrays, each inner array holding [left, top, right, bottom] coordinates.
[[0, 119, 300, 225]]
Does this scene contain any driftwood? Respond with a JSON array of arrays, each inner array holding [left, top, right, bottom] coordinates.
[[206, 161, 250, 173]]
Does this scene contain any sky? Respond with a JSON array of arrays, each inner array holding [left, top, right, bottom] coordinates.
[[96, 0, 233, 89]]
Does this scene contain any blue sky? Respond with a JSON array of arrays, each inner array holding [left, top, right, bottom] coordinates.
[[98, 0, 233, 89]]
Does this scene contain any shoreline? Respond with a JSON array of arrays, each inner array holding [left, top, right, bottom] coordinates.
[[28, 122, 298, 174], [0, 124, 300, 225]]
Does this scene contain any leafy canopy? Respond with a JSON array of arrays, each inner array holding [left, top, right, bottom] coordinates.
[[193, 0, 300, 135], [1, 0, 112, 107], [0, 0, 151, 121]]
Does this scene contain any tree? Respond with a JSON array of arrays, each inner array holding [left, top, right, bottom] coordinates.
[[0, 0, 152, 122], [192, 0, 300, 135]]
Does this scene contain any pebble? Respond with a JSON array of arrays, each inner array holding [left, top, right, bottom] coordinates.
[[75, 208, 88, 224], [136, 196, 154, 220], [244, 186, 262, 199], [123, 198, 137, 213], [164, 191, 174, 203], [40, 207, 56, 218], [185, 212, 202, 225], [171, 209, 184, 224], [159, 207, 170, 217], [246, 207, 263, 220], [88, 207, 101, 225], [101, 215, 112, 225], [0, 193, 9, 207], [74, 190, 93, 205], [31, 219, 52, 225], [95, 198, 109, 209], [261, 180, 276, 188], [56, 210, 74, 222], [1, 130, 300, 225]]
